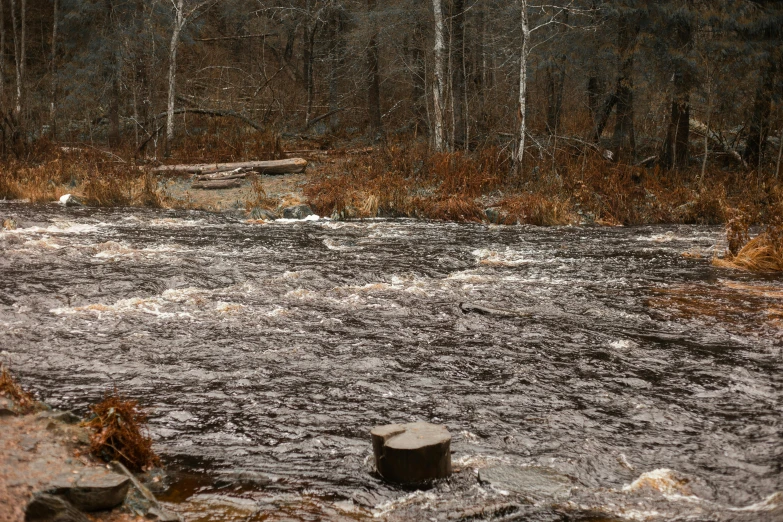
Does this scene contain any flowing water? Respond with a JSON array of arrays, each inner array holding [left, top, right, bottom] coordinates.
[[1, 201, 781, 521]]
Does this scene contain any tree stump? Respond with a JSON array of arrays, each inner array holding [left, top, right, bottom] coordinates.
[[371, 422, 452, 484]]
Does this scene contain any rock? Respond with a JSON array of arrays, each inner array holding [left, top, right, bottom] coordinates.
[[371, 422, 452, 484], [58, 194, 83, 207], [249, 207, 278, 221], [47, 468, 130, 512], [146, 507, 182, 521], [37, 410, 81, 425], [0, 396, 16, 416], [282, 204, 314, 219], [478, 465, 572, 500], [25, 493, 89, 522], [2, 217, 18, 230], [484, 208, 501, 224]]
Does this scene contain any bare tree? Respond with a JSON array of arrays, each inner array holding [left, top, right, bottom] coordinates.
[[165, 0, 216, 156], [432, 0, 446, 152]]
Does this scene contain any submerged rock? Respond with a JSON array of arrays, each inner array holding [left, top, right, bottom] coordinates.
[[478, 465, 572, 500], [47, 468, 130, 512], [371, 422, 452, 484], [282, 204, 314, 219]]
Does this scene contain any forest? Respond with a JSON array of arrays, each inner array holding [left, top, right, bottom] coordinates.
[[0, 0, 782, 232]]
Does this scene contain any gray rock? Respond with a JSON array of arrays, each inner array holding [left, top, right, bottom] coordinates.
[[484, 208, 502, 224], [478, 465, 572, 500], [371, 422, 452, 484], [47, 468, 130, 512], [249, 207, 278, 221], [282, 204, 314, 219], [0, 397, 16, 416], [25, 493, 89, 522], [37, 410, 81, 425], [146, 507, 182, 521], [58, 194, 83, 207]]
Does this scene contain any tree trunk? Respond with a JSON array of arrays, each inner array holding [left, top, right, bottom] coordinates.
[[0, 1, 5, 110], [410, 21, 427, 134], [514, 0, 530, 171], [546, 55, 566, 136], [10, 0, 22, 116], [327, 6, 344, 132], [611, 12, 639, 163], [451, 0, 466, 147], [49, 0, 58, 139], [744, 57, 776, 166], [431, 0, 446, 152], [545, 11, 567, 136], [663, 16, 692, 170], [366, 0, 382, 135], [165, 0, 184, 157]]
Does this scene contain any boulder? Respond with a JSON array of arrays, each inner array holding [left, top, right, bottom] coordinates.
[[282, 204, 314, 219], [0, 396, 16, 416], [47, 468, 130, 512], [478, 465, 572, 501], [58, 194, 83, 207], [371, 422, 452, 484], [249, 207, 278, 221], [25, 493, 89, 522]]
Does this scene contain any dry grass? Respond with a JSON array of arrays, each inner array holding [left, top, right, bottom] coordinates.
[[84, 391, 160, 472], [0, 365, 39, 414], [713, 223, 783, 272]]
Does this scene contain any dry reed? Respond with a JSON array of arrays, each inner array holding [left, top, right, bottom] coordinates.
[[84, 391, 160, 471], [0, 365, 39, 414], [713, 223, 783, 272]]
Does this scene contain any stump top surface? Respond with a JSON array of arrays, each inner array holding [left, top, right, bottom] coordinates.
[[372, 422, 450, 450]]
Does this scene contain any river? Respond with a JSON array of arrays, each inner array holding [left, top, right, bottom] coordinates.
[[1, 201, 781, 521]]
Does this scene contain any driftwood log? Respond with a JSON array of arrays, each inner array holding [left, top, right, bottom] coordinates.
[[153, 158, 307, 175], [195, 168, 250, 182], [190, 179, 243, 190]]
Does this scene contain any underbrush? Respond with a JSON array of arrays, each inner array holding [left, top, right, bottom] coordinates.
[[84, 391, 160, 471], [304, 141, 782, 225]]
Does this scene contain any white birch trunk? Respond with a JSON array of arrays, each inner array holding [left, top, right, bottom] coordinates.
[[50, 0, 58, 134], [166, 0, 185, 156], [431, 0, 446, 152], [515, 0, 529, 169], [10, 0, 21, 115]]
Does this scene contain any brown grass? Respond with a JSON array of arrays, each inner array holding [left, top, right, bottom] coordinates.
[[0, 365, 39, 414], [84, 391, 160, 471], [713, 223, 783, 272]]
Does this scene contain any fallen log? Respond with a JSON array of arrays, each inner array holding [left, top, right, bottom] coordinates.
[[190, 179, 243, 190], [195, 168, 250, 182], [153, 158, 307, 175]]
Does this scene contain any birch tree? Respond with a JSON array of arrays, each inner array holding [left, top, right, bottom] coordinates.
[[514, 1, 574, 173], [165, 0, 216, 157], [431, 0, 446, 152]]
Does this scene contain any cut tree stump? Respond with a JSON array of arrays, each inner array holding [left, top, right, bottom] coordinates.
[[152, 158, 307, 175], [190, 179, 243, 190], [371, 422, 452, 484]]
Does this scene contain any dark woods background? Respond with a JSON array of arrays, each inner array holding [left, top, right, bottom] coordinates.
[[1, 0, 782, 174]]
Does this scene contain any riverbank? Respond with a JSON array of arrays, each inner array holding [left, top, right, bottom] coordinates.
[[0, 369, 176, 522], [1, 139, 781, 227]]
